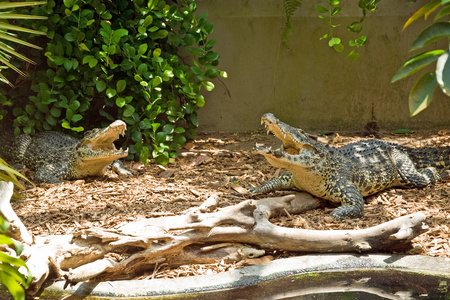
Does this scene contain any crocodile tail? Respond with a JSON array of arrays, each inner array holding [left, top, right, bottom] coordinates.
[[406, 146, 450, 169]]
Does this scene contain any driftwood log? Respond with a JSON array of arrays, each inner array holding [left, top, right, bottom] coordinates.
[[0, 181, 429, 296]]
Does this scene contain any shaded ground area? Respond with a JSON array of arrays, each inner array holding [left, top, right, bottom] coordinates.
[[11, 130, 450, 279]]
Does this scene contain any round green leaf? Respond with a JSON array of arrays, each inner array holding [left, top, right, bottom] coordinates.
[[328, 37, 341, 47], [196, 95, 205, 107], [204, 51, 219, 62], [156, 30, 168, 39], [138, 63, 148, 75], [116, 80, 126, 93], [116, 97, 126, 107], [190, 113, 199, 127], [144, 15, 153, 27], [153, 48, 161, 57], [46, 115, 57, 126], [152, 76, 162, 88], [138, 44, 148, 55], [155, 131, 167, 144], [71, 114, 83, 122], [163, 124, 174, 134], [64, 0, 74, 8], [332, 43, 344, 52], [111, 29, 128, 44], [131, 131, 142, 143], [174, 126, 185, 134], [96, 80, 107, 92], [63, 59, 73, 71], [203, 81, 215, 91], [184, 34, 196, 45], [106, 88, 117, 98], [155, 152, 169, 165], [139, 118, 152, 129], [64, 32, 75, 42], [50, 107, 61, 118], [123, 104, 135, 117], [25, 105, 35, 115]]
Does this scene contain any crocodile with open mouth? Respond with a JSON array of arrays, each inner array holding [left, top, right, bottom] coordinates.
[[0, 120, 130, 184], [248, 113, 450, 220]]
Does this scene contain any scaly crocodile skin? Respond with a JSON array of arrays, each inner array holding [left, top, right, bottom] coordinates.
[[0, 121, 129, 183], [248, 113, 450, 220]]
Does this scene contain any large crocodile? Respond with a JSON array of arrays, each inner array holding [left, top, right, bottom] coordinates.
[[248, 113, 450, 220], [0, 120, 130, 184]]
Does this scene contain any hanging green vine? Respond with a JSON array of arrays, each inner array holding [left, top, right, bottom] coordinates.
[[282, 0, 380, 59]]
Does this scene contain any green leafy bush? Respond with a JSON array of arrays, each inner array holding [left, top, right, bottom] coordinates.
[[4, 0, 225, 164]]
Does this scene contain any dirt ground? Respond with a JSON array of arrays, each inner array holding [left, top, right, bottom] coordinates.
[[11, 130, 450, 279]]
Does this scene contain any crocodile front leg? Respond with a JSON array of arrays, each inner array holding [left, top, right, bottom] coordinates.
[[248, 145, 320, 193], [247, 172, 297, 193], [111, 160, 132, 176], [35, 162, 70, 184], [329, 181, 364, 220]]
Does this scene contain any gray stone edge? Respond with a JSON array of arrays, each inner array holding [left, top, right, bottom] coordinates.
[[42, 254, 450, 298]]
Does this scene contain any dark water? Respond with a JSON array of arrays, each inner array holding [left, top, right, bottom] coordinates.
[[172, 270, 450, 300], [3, 269, 449, 299]]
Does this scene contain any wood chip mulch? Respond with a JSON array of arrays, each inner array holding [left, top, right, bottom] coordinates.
[[10, 130, 450, 279]]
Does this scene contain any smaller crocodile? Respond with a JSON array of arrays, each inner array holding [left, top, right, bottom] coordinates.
[[0, 120, 130, 184], [248, 113, 450, 220]]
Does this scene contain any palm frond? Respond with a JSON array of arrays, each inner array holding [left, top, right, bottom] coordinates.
[[282, 0, 303, 43], [0, 22, 46, 35], [0, 70, 12, 86], [0, 158, 33, 190], [0, 54, 28, 77], [0, 1, 47, 86], [0, 13, 48, 20], [0, 32, 43, 49], [0, 42, 36, 64], [0, 2, 47, 10]]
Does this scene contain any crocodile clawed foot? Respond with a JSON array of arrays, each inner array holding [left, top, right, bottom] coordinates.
[[445, 170, 450, 179], [110, 160, 133, 176], [330, 206, 364, 221], [246, 186, 258, 193]]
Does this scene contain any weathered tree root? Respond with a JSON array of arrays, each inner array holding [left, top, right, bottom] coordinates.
[[0, 183, 428, 296], [0, 181, 33, 245]]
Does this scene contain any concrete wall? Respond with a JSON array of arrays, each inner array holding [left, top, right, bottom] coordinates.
[[196, 0, 450, 132]]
